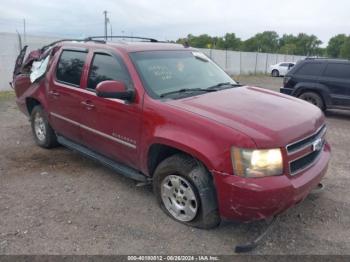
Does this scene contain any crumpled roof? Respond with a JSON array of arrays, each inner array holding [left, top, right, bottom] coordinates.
[[26, 47, 53, 83]]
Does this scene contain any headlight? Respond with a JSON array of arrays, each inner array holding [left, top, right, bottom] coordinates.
[[231, 147, 283, 178]]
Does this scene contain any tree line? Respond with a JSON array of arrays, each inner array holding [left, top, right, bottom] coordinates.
[[176, 31, 350, 59]]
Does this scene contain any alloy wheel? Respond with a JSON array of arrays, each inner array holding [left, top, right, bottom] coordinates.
[[303, 96, 319, 106], [34, 112, 46, 142], [161, 175, 198, 222]]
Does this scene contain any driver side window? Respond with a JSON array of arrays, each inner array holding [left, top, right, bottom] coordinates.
[[87, 53, 132, 90]]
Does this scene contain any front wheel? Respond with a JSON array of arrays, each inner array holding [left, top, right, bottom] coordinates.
[[299, 92, 325, 111], [30, 105, 58, 148], [153, 154, 220, 229]]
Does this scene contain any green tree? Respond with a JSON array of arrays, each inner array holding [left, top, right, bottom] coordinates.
[[176, 32, 327, 57], [279, 34, 298, 54], [216, 33, 241, 50], [279, 43, 298, 54], [279, 34, 296, 47], [327, 34, 348, 58], [279, 33, 323, 56], [340, 36, 350, 59], [294, 33, 322, 56], [242, 31, 279, 52], [188, 34, 214, 48], [176, 34, 214, 48]]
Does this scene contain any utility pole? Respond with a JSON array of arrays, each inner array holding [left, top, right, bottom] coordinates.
[[103, 10, 108, 40]]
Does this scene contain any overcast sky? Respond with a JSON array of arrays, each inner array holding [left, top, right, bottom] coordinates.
[[0, 0, 349, 45]]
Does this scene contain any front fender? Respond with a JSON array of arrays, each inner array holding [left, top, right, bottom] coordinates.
[[139, 112, 256, 176], [146, 134, 224, 174], [139, 96, 256, 177]]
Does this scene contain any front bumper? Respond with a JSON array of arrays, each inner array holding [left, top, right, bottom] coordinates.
[[280, 87, 294, 96], [213, 142, 331, 222]]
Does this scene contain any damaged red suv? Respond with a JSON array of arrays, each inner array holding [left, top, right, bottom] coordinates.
[[13, 37, 330, 229]]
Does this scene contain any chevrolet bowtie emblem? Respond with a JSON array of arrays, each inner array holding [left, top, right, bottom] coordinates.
[[312, 138, 323, 152]]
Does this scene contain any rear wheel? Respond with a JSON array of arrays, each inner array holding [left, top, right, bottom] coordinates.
[[30, 105, 58, 148], [299, 92, 325, 111], [153, 154, 220, 229], [271, 70, 279, 77]]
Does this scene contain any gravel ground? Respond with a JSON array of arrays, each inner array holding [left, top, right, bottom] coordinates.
[[235, 75, 282, 91], [0, 77, 350, 255]]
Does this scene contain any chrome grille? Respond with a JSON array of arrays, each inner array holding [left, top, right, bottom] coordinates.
[[290, 149, 323, 174], [287, 125, 326, 154], [287, 125, 326, 176]]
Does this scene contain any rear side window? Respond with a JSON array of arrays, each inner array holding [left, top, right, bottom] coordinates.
[[87, 53, 132, 90], [56, 50, 87, 86], [324, 63, 350, 80], [296, 63, 326, 76]]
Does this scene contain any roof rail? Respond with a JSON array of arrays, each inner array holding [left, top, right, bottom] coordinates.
[[40, 38, 106, 52], [85, 35, 159, 42], [304, 57, 349, 62], [39, 35, 171, 53], [304, 57, 328, 60]]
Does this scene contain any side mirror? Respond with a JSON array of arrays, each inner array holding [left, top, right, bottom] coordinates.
[[96, 80, 134, 101]]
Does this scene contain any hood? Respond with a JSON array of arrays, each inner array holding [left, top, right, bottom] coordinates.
[[167, 86, 325, 148]]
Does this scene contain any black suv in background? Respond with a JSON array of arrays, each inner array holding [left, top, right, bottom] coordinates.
[[280, 58, 350, 111]]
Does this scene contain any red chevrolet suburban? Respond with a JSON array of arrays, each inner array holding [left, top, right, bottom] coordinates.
[[12, 37, 330, 229]]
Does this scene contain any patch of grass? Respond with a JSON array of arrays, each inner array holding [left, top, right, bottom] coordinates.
[[0, 91, 15, 101]]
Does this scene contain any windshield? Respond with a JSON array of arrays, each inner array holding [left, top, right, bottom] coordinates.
[[130, 51, 236, 98]]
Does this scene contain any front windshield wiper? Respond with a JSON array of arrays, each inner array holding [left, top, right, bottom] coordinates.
[[207, 82, 242, 90], [159, 88, 217, 98]]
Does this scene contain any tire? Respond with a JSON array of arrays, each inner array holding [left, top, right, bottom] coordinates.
[[271, 70, 279, 77], [298, 92, 325, 111], [30, 105, 58, 148], [153, 154, 220, 229]]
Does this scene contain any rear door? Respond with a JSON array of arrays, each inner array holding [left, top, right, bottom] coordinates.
[[288, 63, 295, 71], [48, 48, 88, 143], [279, 63, 290, 75], [322, 63, 350, 107], [79, 51, 142, 168], [294, 62, 327, 84]]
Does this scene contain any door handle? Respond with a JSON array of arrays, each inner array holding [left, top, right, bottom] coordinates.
[[49, 90, 60, 98], [81, 100, 95, 110]]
